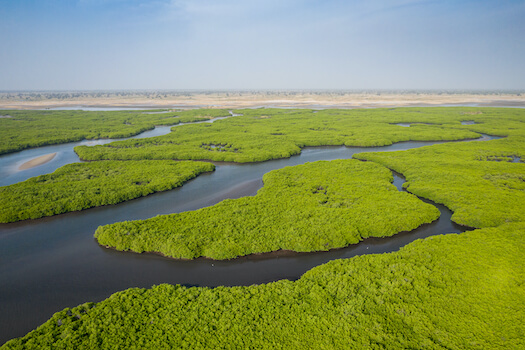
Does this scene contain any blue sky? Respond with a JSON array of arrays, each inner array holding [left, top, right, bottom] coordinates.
[[0, 0, 524, 90]]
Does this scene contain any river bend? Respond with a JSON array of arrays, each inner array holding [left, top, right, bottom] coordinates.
[[0, 133, 496, 343]]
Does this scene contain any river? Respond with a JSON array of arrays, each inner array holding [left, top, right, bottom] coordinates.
[[0, 115, 232, 187], [0, 125, 497, 344]]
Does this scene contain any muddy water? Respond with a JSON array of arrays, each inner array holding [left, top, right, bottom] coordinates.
[[0, 135, 496, 344]]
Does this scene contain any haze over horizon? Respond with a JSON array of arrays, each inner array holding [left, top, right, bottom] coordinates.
[[1, 0, 524, 91]]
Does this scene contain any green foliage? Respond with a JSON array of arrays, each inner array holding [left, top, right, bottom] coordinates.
[[74, 107, 525, 163], [95, 159, 439, 259], [4, 107, 525, 348], [0, 109, 230, 155], [0, 161, 214, 223], [4, 223, 524, 349], [355, 136, 525, 228]]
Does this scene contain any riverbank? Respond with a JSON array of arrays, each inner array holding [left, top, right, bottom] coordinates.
[[2, 161, 215, 223], [4, 222, 523, 349], [18, 153, 57, 170]]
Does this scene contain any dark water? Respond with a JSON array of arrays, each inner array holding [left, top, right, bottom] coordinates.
[[0, 135, 496, 344]]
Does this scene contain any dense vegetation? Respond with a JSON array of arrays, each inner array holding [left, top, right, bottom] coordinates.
[[74, 107, 513, 162], [355, 136, 525, 228], [4, 222, 524, 349], [95, 159, 439, 260], [0, 109, 230, 155], [0, 161, 214, 223], [3, 107, 525, 348]]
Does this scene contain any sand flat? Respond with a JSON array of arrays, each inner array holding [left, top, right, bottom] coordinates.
[[19, 153, 57, 170], [0, 92, 524, 109]]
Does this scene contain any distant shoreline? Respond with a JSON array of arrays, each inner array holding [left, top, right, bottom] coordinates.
[[19, 153, 57, 170], [0, 91, 524, 110]]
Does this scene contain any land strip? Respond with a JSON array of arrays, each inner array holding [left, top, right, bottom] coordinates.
[[1, 91, 524, 109]]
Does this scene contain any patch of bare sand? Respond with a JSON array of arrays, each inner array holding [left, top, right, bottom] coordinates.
[[1, 92, 524, 110], [19, 153, 57, 170]]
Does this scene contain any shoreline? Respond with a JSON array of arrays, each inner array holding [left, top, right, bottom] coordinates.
[[97, 215, 475, 263], [18, 153, 57, 170], [1, 92, 524, 110]]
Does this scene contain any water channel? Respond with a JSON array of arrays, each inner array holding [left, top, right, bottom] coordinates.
[[0, 115, 232, 187], [0, 122, 497, 343]]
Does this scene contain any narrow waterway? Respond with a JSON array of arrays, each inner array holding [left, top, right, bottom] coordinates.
[[0, 133, 496, 344], [0, 115, 232, 187]]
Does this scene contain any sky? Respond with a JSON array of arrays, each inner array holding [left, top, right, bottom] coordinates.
[[0, 0, 524, 91]]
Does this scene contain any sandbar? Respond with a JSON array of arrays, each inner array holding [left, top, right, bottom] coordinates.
[[19, 153, 57, 170]]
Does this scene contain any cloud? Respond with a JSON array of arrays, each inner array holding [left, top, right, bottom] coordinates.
[[0, 0, 523, 89]]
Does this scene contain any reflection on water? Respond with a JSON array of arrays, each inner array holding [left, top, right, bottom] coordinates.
[[0, 134, 497, 344]]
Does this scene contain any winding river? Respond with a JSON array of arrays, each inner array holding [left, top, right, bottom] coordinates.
[[0, 121, 497, 344]]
